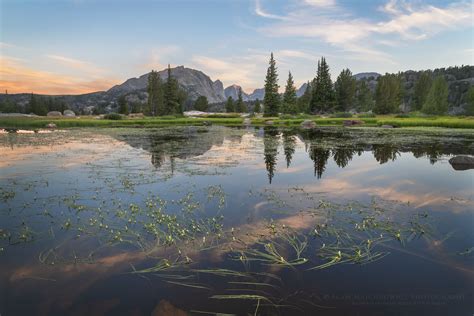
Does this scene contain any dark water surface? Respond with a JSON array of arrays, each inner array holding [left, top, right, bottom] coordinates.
[[0, 126, 473, 316]]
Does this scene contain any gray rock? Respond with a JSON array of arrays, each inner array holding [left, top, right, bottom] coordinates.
[[381, 125, 394, 128], [46, 123, 57, 129], [265, 120, 274, 125], [343, 120, 364, 126], [449, 156, 474, 171], [47, 111, 62, 117], [224, 85, 249, 101], [63, 110, 75, 117], [300, 119, 316, 129], [243, 118, 251, 125]]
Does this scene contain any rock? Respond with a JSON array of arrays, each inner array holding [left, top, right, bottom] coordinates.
[[343, 120, 364, 126], [47, 111, 62, 117], [63, 110, 76, 117], [128, 113, 145, 118], [381, 125, 394, 128], [265, 120, 274, 125], [300, 119, 317, 129], [5, 128, 18, 133], [151, 300, 188, 316], [449, 156, 474, 171], [46, 123, 57, 129], [243, 118, 251, 125]]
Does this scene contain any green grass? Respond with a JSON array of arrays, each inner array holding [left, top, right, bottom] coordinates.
[[0, 114, 473, 129]]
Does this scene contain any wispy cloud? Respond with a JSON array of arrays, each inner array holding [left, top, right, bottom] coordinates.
[[256, 0, 473, 64], [0, 56, 119, 94], [46, 54, 106, 77], [254, 0, 288, 20]]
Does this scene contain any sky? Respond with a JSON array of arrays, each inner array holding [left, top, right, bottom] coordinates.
[[0, 0, 473, 95]]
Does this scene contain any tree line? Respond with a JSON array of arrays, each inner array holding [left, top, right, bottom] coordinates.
[[261, 53, 472, 116]]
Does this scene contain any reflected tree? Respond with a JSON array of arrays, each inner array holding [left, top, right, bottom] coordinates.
[[372, 144, 400, 164], [282, 130, 296, 168], [263, 127, 280, 184], [332, 147, 355, 168], [309, 144, 331, 179]]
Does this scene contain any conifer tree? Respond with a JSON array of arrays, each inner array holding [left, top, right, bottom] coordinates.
[[413, 71, 432, 110], [263, 53, 280, 116], [422, 76, 449, 115], [374, 73, 402, 114], [164, 65, 182, 115], [355, 80, 374, 112], [118, 95, 129, 115], [253, 99, 261, 113], [235, 87, 246, 112], [310, 57, 335, 113], [297, 82, 312, 113], [194, 96, 208, 112], [334, 68, 356, 112], [466, 86, 474, 116], [225, 96, 235, 113], [147, 70, 164, 116], [281, 71, 297, 114]]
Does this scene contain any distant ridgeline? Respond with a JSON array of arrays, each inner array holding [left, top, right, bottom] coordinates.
[[0, 64, 473, 115]]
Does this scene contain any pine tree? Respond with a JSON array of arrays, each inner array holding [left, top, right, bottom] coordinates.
[[297, 82, 312, 113], [164, 65, 182, 115], [465, 86, 474, 116], [235, 87, 246, 112], [147, 70, 164, 116], [355, 80, 374, 112], [194, 96, 208, 112], [422, 76, 449, 115], [281, 71, 297, 114], [118, 95, 129, 115], [413, 71, 432, 111], [374, 73, 402, 114], [310, 57, 335, 113], [225, 96, 235, 113], [253, 99, 261, 113], [263, 53, 280, 116], [334, 68, 356, 112]]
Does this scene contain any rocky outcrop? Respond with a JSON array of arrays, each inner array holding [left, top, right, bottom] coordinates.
[[47, 111, 62, 117], [224, 84, 249, 101], [63, 110, 75, 117], [449, 156, 474, 170], [300, 119, 317, 129], [108, 66, 226, 104]]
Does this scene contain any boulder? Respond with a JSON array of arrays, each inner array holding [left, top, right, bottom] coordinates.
[[300, 119, 317, 129], [243, 118, 251, 125], [63, 110, 76, 117], [202, 121, 212, 126], [265, 120, 274, 125], [449, 156, 474, 171], [381, 125, 394, 129], [128, 113, 145, 118], [46, 123, 57, 129], [343, 120, 364, 127], [47, 111, 62, 117]]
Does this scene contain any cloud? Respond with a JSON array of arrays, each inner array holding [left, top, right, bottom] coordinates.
[[46, 54, 106, 77], [191, 55, 261, 91], [0, 56, 119, 94], [303, 0, 337, 7], [139, 45, 181, 71], [254, 0, 288, 20], [256, 0, 473, 64]]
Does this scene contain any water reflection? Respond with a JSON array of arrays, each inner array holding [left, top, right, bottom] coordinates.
[[110, 126, 474, 183]]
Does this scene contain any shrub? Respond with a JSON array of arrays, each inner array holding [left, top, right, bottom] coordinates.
[[103, 113, 123, 120], [395, 113, 410, 118]]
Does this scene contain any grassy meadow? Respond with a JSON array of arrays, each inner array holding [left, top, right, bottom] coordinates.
[[0, 114, 473, 129]]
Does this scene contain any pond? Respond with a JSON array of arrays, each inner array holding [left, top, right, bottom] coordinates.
[[0, 126, 473, 315]]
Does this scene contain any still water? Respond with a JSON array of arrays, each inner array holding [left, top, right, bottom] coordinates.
[[0, 126, 473, 315]]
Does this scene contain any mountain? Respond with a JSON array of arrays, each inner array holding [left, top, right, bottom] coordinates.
[[224, 85, 249, 101], [296, 83, 308, 97], [353, 72, 381, 80], [109, 66, 225, 104]]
